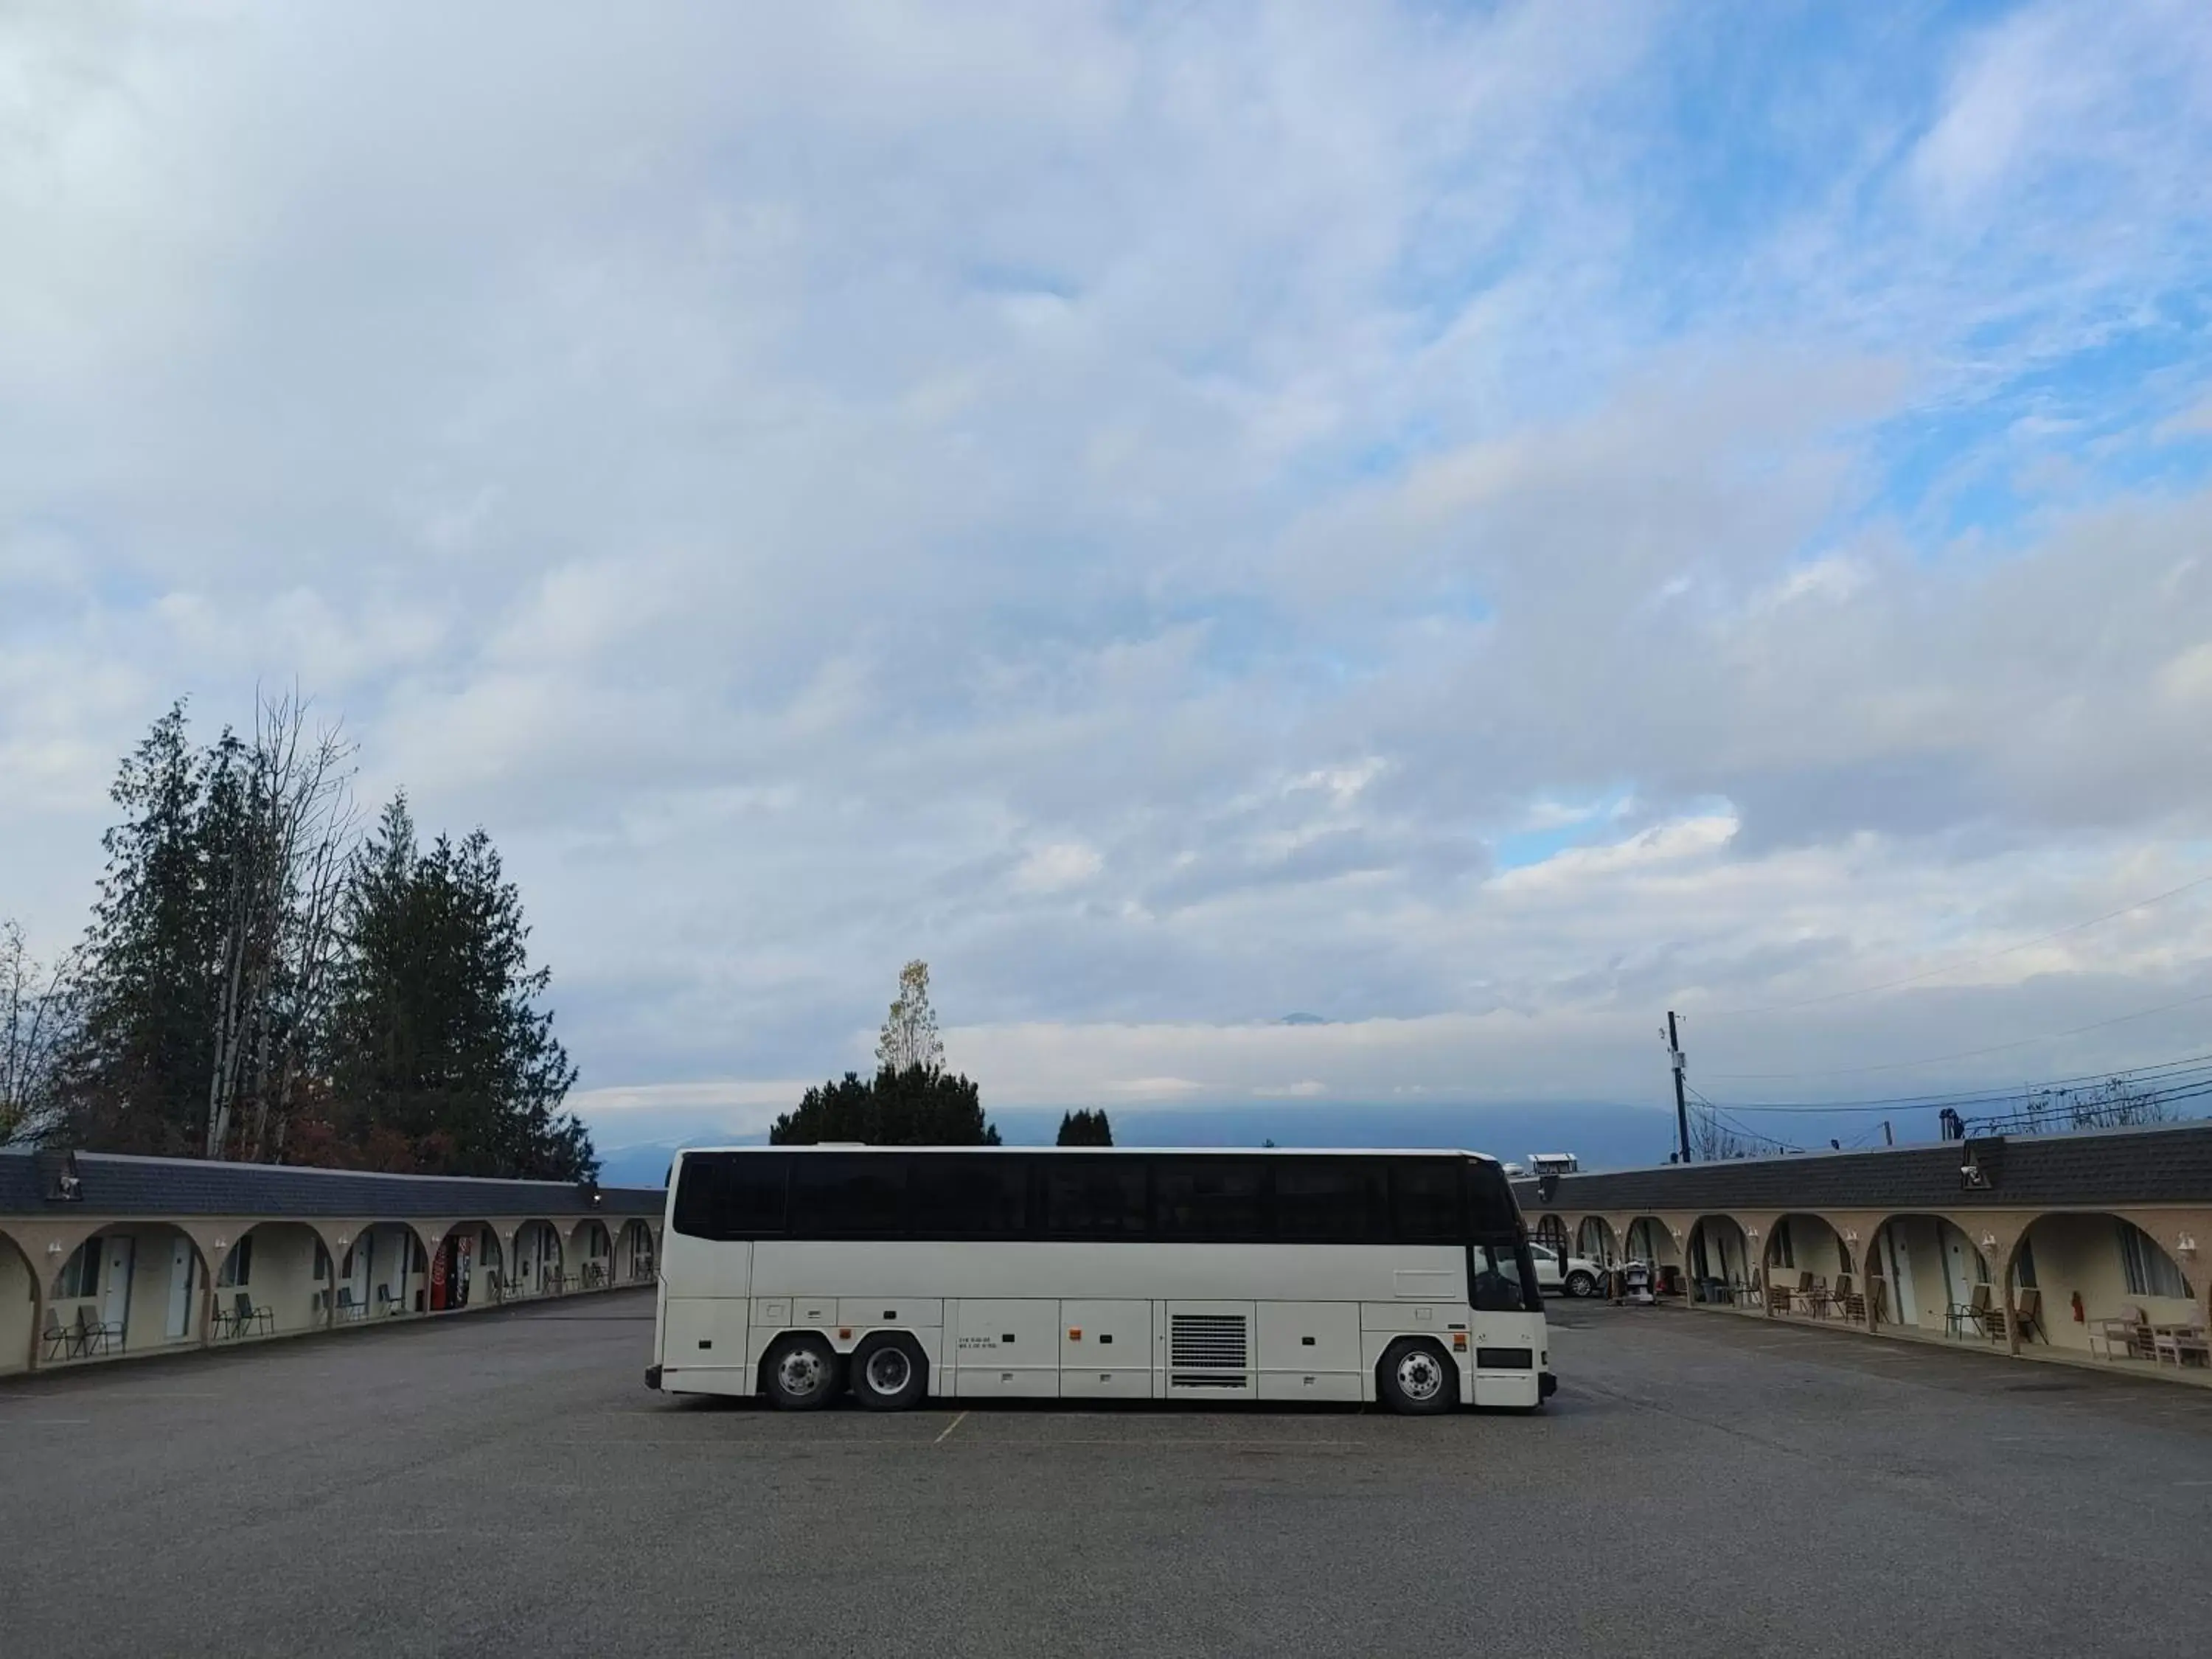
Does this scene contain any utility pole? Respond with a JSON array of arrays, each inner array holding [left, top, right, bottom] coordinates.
[[1666, 1011, 1691, 1164], [1881, 1119, 1893, 1147]]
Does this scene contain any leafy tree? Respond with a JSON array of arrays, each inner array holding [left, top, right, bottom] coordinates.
[[771, 1063, 999, 1145], [875, 959, 945, 1073], [321, 794, 594, 1179], [1056, 1107, 1113, 1146]]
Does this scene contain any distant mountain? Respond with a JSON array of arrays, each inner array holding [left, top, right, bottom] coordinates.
[[1277, 1012, 1328, 1025]]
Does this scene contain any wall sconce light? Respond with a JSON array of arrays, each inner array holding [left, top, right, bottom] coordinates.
[[2177, 1233, 2199, 1259], [1980, 1233, 1998, 1252], [1746, 1227, 1761, 1239], [1843, 1228, 1860, 1244], [213, 1237, 227, 1253], [337, 1234, 351, 1248], [46, 1239, 62, 1256]]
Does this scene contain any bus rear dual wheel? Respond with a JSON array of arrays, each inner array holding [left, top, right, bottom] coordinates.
[[762, 1332, 928, 1412]]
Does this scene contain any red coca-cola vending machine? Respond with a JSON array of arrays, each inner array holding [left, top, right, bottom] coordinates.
[[429, 1237, 450, 1311]]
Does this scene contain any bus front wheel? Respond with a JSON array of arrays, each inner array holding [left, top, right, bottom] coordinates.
[[1377, 1338, 1457, 1416], [849, 1333, 929, 1411], [763, 1334, 841, 1411]]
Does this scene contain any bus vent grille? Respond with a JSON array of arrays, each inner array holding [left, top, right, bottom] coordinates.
[[1169, 1314, 1249, 1385]]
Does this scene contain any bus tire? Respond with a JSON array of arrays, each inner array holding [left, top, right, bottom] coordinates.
[[1565, 1270, 1597, 1298], [762, 1334, 840, 1411], [1377, 1338, 1456, 1416], [849, 1333, 928, 1411]]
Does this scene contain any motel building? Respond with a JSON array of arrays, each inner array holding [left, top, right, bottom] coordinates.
[[1515, 1119, 2212, 1378], [1, 1150, 664, 1376]]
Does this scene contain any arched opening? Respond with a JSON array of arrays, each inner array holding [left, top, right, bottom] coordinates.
[[1576, 1217, 1619, 1266], [337, 1223, 427, 1321], [2011, 1212, 2200, 1362], [1533, 1215, 1571, 1256], [209, 1222, 329, 1340], [616, 1219, 656, 1285], [1686, 1216, 1753, 1307], [45, 1223, 209, 1357], [430, 1222, 504, 1312], [1624, 1217, 1683, 1297], [512, 1220, 564, 1295], [1762, 1213, 1857, 1318], [1867, 1214, 1989, 1335], [572, 1220, 613, 1290], [1, 1228, 39, 1375]]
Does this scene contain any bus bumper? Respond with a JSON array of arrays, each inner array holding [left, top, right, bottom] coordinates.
[[1539, 1371, 1557, 1400], [644, 1365, 663, 1391]]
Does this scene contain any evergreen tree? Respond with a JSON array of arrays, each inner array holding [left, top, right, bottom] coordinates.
[[771, 1064, 999, 1145], [321, 794, 593, 1179], [1056, 1107, 1113, 1146]]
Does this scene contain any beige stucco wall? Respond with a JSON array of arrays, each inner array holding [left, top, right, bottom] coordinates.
[[1, 1235, 34, 1374], [2023, 1213, 2199, 1354], [218, 1222, 329, 1337]]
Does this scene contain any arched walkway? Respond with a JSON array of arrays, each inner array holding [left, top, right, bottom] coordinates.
[[1533, 1214, 1571, 1256], [1867, 1214, 1989, 1335], [209, 1222, 328, 1340], [2009, 1211, 2199, 1359], [1576, 1217, 1619, 1266], [338, 1222, 428, 1321], [571, 1219, 613, 1289], [45, 1223, 210, 1358], [1686, 1215, 1753, 1305], [431, 1222, 504, 1310], [512, 1220, 564, 1295], [1762, 1212, 1854, 1316], [616, 1219, 656, 1285]]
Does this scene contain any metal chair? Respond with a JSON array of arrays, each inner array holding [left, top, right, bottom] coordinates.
[[42, 1308, 80, 1361], [1946, 1281, 1992, 1339]]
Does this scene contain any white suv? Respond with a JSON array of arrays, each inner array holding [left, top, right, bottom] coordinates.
[[1528, 1243, 1604, 1298]]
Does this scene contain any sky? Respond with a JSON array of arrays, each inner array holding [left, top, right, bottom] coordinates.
[[4, 1, 2212, 1166]]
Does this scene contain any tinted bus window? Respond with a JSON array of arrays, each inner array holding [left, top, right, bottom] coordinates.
[[1043, 1156, 1148, 1239], [1275, 1159, 1386, 1244], [1390, 1159, 1464, 1243], [1153, 1158, 1267, 1241], [1465, 1159, 1523, 1239], [908, 1154, 1029, 1239], [672, 1152, 790, 1239], [788, 1154, 908, 1237]]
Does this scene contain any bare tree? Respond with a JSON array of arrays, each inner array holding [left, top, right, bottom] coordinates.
[[0, 919, 79, 1146], [875, 959, 946, 1074], [204, 687, 359, 1161], [2053, 1075, 2177, 1131]]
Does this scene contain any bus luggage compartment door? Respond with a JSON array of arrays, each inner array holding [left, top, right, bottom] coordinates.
[[1059, 1300, 1152, 1399], [953, 1298, 1059, 1399]]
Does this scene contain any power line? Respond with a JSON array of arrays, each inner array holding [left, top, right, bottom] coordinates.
[[1703, 987, 2212, 1081], [1705, 1048, 2212, 1113], [1695, 872, 2212, 1020]]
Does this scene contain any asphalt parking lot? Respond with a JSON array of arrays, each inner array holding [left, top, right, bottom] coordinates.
[[5, 1291, 2212, 1659]]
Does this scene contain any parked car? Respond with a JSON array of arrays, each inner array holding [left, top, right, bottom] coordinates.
[[1528, 1242, 1605, 1298]]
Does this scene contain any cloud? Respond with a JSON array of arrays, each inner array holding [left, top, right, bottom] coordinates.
[[4, 1, 2212, 1144]]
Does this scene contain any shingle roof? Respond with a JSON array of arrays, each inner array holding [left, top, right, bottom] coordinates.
[[1509, 1120, 2212, 1214], [0, 1150, 664, 1220]]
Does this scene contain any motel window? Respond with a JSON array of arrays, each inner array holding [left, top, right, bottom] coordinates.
[[2012, 1237, 2037, 1290], [2118, 1221, 2193, 1301], [1772, 1219, 1795, 1269], [217, 1236, 254, 1288], [55, 1241, 101, 1300]]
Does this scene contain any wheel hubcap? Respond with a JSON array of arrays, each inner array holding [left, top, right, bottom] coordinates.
[[866, 1348, 911, 1395], [778, 1349, 824, 1397], [1397, 1351, 1443, 1401]]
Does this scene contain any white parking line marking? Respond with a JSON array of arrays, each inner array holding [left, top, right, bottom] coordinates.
[[934, 1411, 969, 1444]]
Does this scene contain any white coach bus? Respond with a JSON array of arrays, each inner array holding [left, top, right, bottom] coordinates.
[[646, 1146, 1554, 1414]]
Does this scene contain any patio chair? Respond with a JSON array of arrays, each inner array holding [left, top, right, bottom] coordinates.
[[2092, 1304, 2154, 1361], [335, 1285, 366, 1323], [1834, 1273, 1867, 1324], [42, 1307, 80, 1362], [76, 1304, 122, 1356], [1945, 1281, 1992, 1339], [1803, 1275, 1834, 1318], [1986, 1288, 2042, 1346], [2153, 1324, 2210, 1368], [375, 1284, 405, 1318], [232, 1290, 274, 1338]]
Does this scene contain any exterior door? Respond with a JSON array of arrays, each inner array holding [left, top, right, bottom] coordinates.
[[164, 1236, 198, 1339], [100, 1236, 134, 1335], [349, 1234, 372, 1308], [1882, 1227, 1919, 1328]]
